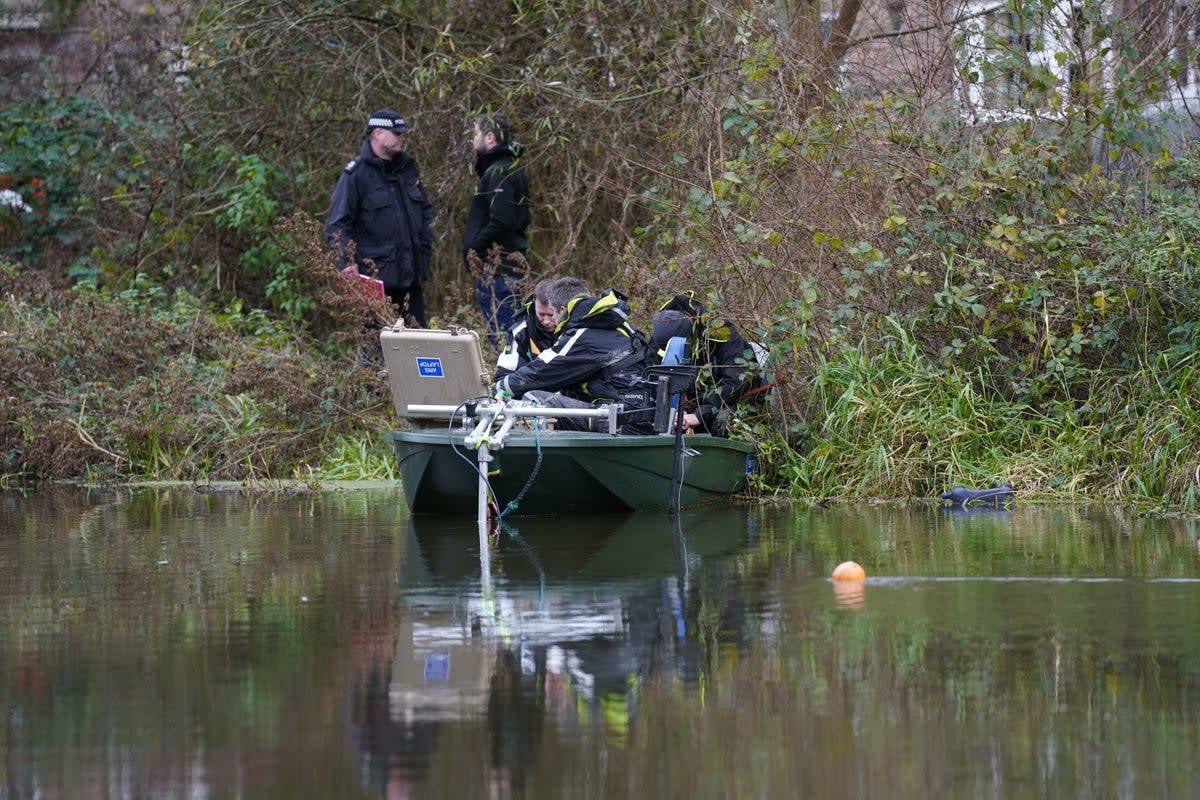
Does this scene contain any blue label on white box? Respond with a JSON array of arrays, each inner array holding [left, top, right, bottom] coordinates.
[[416, 357, 444, 378], [424, 652, 450, 681]]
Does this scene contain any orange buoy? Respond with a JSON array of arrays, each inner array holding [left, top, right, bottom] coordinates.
[[832, 561, 866, 581]]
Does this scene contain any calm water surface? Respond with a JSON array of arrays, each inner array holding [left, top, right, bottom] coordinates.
[[2, 487, 1200, 798]]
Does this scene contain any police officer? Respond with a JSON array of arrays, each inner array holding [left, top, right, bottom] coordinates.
[[325, 109, 434, 327]]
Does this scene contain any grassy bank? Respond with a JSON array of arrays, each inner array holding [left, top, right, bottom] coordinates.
[[746, 320, 1200, 511], [7, 255, 1199, 512], [0, 263, 398, 484]]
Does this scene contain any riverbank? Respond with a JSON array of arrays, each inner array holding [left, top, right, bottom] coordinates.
[[751, 323, 1200, 512], [6, 262, 1200, 512], [0, 265, 397, 485]]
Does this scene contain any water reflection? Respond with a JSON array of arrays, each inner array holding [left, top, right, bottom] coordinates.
[[0, 485, 410, 799], [348, 509, 750, 796], [5, 490, 1200, 797], [831, 578, 865, 609]]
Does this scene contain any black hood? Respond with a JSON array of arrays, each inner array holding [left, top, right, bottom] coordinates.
[[650, 309, 696, 352]]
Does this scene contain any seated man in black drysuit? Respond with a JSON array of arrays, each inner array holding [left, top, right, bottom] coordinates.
[[493, 282, 654, 434], [493, 276, 590, 383]]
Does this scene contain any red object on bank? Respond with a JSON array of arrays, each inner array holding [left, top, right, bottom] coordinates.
[[344, 271, 385, 301]]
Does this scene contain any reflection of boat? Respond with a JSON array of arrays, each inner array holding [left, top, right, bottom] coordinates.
[[410, 508, 752, 581], [379, 324, 756, 516], [348, 510, 755, 792], [388, 589, 628, 723], [388, 510, 751, 714]]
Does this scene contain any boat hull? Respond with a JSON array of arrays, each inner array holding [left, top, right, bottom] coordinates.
[[392, 429, 756, 516]]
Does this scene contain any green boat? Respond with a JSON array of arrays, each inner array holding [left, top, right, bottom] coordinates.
[[380, 323, 757, 517], [393, 427, 756, 516]]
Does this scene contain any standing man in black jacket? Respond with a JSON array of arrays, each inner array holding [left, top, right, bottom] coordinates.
[[462, 112, 530, 342], [325, 109, 434, 327]]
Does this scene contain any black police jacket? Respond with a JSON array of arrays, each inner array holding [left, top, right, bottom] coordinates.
[[324, 140, 433, 289]]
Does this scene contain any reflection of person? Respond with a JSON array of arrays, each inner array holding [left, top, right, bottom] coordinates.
[[325, 109, 434, 327], [462, 112, 530, 339], [348, 654, 441, 797], [487, 649, 537, 796], [494, 287, 653, 433], [493, 276, 589, 383], [649, 294, 765, 435]]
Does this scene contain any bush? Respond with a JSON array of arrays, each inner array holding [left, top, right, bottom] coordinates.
[[0, 91, 147, 272], [0, 259, 394, 483]]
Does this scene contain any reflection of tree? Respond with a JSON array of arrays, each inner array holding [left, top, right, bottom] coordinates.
[[486, 649, 539, 796], [0, 486, 408, 797], [615, 506, 1200, 797], [737, 503, 1200, 579]]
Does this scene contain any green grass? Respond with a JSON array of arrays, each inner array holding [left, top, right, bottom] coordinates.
[[761, 322, 1200, 511], [297, 435, 398, 482]]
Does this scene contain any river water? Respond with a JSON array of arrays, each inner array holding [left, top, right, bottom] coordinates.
[[2, 486, 1199, 798]]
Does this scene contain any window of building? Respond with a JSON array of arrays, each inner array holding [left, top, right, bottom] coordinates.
[[957, 0, 1094, 120]]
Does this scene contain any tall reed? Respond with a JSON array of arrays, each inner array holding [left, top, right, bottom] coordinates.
[[762, 319, 1200, 510]]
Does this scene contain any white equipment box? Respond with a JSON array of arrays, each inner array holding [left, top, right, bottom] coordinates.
[[380, 325, 491, 422]]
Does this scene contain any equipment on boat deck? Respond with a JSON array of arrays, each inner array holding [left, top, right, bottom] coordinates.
[[379, 323, 755, 522], [380, 324, 491, 424]]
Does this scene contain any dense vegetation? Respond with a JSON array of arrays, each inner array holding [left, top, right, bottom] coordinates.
[[4, 0, 1200, 508]]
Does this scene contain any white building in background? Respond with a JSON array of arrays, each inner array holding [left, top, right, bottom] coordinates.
[[818, 0, 1200, 132]]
